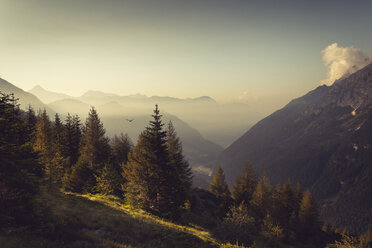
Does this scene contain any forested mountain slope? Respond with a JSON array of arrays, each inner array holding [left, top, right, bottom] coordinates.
[[218, 63, 372, 233]]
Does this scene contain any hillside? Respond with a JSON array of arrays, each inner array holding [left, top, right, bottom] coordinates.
[[0, 78, 54, 114], [0, 187, 323, 248], [218, 63, 372, 233], [0, 187, 225, 248]]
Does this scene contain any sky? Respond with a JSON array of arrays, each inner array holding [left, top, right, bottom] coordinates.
[[0, 0, 371, 113]]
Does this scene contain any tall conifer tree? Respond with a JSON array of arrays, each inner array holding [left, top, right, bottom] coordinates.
[[64, 114, 82, 166], [166, 121, 193, 212], [231, 162, 257, 205], [33, 110, 52, 156], [210, 166, 231, 217], [0, 93, 42, 226], [34, 110, 56, 184], [250, 173, 273, 220], [111, 133, 133, 166], [25, 105, 37, 141], [210, 166, 230, 199], [298, 190, 320, 240], [80, 107, 110, 170], [123, 105, 175, 215], [53, 114, 66, 160]]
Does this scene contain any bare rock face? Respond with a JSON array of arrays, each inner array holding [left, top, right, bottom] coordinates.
[[218, 63, 372, 233]]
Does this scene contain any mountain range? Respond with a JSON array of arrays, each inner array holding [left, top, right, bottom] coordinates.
[[1, 79, 225, 187], [28, 85, 262, 148], [0, 78, 54, 114], [218, 63, 372, 233], [3, 63, 371, 233]]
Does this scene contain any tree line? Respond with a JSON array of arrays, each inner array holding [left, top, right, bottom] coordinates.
[[0, 91, 370, 247], [1, 92, 192, 224], [207, 163, 371, 247]]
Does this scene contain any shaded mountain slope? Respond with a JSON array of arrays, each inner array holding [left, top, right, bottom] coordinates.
[[0, 78, 54, 114], [218, 63, 372, 233]]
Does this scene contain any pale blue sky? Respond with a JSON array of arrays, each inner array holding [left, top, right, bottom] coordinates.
[[0, 0, 371, 112]]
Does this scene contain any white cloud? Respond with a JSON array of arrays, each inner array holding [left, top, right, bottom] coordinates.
[[320, 43, 371, 85]]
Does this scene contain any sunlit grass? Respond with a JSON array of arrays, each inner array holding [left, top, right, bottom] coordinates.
[[0, 186, 244, 248], [66, 192, 234, 247]]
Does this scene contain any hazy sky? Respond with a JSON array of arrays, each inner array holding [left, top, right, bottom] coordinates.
[[1, 0, 371, 112]]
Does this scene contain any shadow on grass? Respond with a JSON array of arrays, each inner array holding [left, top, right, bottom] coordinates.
[[24, 189, 221, 248]]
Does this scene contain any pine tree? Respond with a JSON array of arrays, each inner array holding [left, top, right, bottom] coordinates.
[[65, 159, 95, 193], [210, 166, 230, 199], [33, 109, 52, 156], [80, 107, 110, 170], [293, 182, 304, 213], [298, 190, 321, 241], [111, 133, 133, 166], [95, 163, 121, 196], [123, 105, 174, 215], [110, 133, 133, 193], [273, 180, 296, 230], [25, 105, 37, 141], [210, 166, 231, 217], [166, 121, 193, 210], [231, 162, 257, 206], [123, 133, 157, 209], [0, 92, 43, 226], [34, 109, 55, 185], [64, 114, 82, 166], [250, 173, 273, 220], [53, 113, 65, 154], [281, 180, 296, 213]]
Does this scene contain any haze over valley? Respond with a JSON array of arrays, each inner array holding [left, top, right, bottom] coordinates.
[[1, 1, 372, 247]]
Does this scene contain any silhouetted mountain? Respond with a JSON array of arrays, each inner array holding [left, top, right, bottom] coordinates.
[[218, 63, 372, 233], [29, 85, 73, 103], [29, 86, 261, 147], [0, 78, 54, 114]]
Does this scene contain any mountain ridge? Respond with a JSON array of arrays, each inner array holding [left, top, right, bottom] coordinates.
[[218, 63, 372, 233], [0, 78, 55, 114], [29, 85, 261, 148]]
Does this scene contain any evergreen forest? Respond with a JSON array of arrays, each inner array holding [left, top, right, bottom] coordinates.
[[1, 92, 371, 248]]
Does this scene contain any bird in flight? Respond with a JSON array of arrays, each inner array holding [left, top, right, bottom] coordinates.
[[126, 119, 134, 123]]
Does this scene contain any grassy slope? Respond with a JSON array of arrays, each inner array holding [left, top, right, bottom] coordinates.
[[0, 187, 241, 248], [0, 187, 313, 248]]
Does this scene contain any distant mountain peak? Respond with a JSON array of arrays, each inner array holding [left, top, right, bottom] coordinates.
[[191, 96, 216, 103], [28, 85, 72, 104], [30, 84, 44, 91], [80, 90, 118, 98], [0, 77, 54, 114]]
